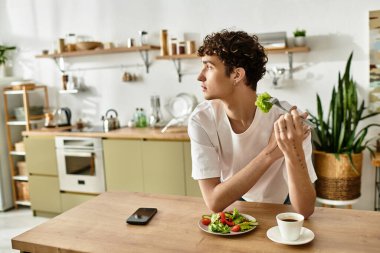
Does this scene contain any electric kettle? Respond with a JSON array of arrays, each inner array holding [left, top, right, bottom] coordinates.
[[102, 109, 120, 132], [56, 107, 72, 127]]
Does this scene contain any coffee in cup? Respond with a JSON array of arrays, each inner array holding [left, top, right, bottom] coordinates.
[[276, 212, 304, 241]]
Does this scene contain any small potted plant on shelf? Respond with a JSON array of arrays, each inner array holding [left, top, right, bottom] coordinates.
[[293, 29, 306, 47], [308, 52, 380, 201], [0, 45, 16, 78]]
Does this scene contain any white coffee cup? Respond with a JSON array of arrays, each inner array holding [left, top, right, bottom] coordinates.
[[276, 212, 304, 241]]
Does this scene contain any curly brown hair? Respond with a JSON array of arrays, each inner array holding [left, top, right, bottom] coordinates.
[[198, 30, 268, 91]]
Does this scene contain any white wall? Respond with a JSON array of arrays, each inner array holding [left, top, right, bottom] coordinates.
[[1, 0, 380, 210]]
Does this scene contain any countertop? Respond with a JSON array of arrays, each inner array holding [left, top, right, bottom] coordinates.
[[22, 126, 190, 141], [12, 191, 380, 253]]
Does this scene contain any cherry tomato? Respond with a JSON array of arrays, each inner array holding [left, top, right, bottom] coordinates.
[[231, 225, 241, 232], [201, 218, 211, 226]]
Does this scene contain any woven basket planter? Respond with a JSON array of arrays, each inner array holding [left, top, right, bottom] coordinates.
[[313, 151, 363, 200]]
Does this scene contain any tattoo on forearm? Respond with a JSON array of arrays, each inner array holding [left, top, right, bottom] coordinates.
[[293, 142, 306, 170]]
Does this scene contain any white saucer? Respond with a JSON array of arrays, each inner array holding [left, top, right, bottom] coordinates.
[[266, 226, 315, 245]]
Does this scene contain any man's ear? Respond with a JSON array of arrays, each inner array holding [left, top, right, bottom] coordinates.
[[232, 67, 246, 84]]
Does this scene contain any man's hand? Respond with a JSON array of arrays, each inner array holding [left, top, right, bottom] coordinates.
[[274, 108, 310, 155]]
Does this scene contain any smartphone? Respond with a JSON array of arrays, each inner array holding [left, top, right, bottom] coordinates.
[[126, 208, 157, 225]]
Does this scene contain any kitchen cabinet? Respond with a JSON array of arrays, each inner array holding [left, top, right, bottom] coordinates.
[[24, 136, 58, 176], [60, 192, 95, 212], [103, 139, 144, 192], [184, 142, 202, 197], [156, 46, 310, 82], [2, 85, 49, 208], [142, 141, 185, 195], [28, 175, 61, 215], [25, 136, 61, 216], [103, 139, 200, 197]]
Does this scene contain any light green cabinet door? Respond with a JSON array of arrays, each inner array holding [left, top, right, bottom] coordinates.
[[103, 139, 144, 192], [61, 192, 95, 212], [142, 140, 185, 195], [29, 175, 61, 213], [24, 136, 58, 176], [184, 142, 202, 197]]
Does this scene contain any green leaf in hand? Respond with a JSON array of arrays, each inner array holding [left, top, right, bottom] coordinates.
[[255, 92, 273, 113]]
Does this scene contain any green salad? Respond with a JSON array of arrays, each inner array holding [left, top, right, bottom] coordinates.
[[200, 208, 258, 234], [255, 92, 273, 113]]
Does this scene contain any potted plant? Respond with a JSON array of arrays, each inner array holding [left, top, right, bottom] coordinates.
[[309, 52, 380, 200], [0, 45, 16, 78], [293, 29, 306, 47]]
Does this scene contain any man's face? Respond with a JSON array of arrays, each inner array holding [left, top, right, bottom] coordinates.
[[197, 55, 234, 100]]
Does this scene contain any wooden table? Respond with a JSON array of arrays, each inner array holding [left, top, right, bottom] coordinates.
[[12, 192, 380, 253]]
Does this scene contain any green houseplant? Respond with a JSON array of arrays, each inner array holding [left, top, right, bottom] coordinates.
[[0, 45, 16, 77], [309, 52, 380, 200], [293, 29, 306, 47], [293, 29, 306, 37]]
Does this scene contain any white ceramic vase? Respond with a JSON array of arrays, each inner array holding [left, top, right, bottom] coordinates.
[[294, 36, 306, 47]]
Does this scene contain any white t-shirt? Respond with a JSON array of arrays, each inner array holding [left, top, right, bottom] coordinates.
[[188, 100, 317, 204]]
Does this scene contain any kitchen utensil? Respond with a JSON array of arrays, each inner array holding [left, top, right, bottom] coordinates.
[[44, 107, 57, 128], [268, 97, 316, 128], [75, 41, 103, 51], [102, 109, 120, 132], [149, 95, 163, 127], [56, 107, 72, 127]]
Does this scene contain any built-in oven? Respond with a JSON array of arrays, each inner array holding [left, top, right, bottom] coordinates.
[[55, 137, 105, 194]]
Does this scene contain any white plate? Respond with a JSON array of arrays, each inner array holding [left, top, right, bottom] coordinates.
[[198, 213, 257, 236], [166, 93, 197, 118], [266, 226, 314, 245]]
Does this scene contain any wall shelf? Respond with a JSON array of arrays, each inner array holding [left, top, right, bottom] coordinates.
[[156, 47, 310, 82], [36, 45, 160, 74]]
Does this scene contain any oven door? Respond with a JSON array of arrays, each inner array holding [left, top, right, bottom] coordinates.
[[56, 148, 105, 194]]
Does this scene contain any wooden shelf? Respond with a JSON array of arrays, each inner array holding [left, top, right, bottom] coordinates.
[[36, 45, 160, 74], [13, 176, 28, 181], [59, 89, 79, 94], [156, 54, 199, 60], [15, 200, 31, 206], [155, 47, 310, 82], [7, 119, 44, 125], [3, 84, 49, 209], [265, 46, 310, 54], [155, 47, 310, 60], [36, 45, 160, 58], [10, 151, 26, 156]]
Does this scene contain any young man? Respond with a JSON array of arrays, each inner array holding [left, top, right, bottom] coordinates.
[[188, 30, 317, 218]]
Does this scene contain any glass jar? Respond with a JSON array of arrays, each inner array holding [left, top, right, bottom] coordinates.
[[178, 41, 186, 54], [170, 38, 177, 55]]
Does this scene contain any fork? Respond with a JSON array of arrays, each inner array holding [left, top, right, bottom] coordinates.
[[268, 97, 316, 128]]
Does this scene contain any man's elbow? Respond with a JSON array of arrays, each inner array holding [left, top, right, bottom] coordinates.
[[204, 197, 226, 213]]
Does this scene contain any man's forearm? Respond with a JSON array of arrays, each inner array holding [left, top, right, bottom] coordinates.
[[285, 150, 316, 218], [200, 152, 276, 212]]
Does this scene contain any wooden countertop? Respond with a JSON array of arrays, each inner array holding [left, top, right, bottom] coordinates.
[[12, 192, 380, 253], [22, 126, 190, 141], [372, 153, 380, 167]]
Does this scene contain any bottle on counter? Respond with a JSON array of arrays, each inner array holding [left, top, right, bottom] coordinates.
[[138, 108, 147, 128]]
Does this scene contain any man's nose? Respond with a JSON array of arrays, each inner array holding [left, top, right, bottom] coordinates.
[[197, 72, 205, 82]]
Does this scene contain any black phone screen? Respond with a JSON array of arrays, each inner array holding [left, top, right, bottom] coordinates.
[[126, 208, 157, 225]]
